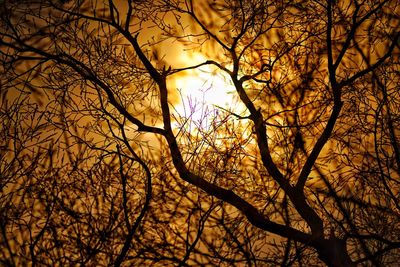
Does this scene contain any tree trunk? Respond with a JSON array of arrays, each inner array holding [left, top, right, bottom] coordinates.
[[316, 237, 355, 267]]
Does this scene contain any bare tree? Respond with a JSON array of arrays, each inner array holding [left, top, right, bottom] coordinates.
[[1, 0, 399, 266]]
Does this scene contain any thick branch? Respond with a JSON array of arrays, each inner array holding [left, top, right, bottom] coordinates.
[[128, 31, 316, 247]]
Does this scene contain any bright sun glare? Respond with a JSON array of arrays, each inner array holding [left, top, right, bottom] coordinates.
[[172, 53, 243, 127]]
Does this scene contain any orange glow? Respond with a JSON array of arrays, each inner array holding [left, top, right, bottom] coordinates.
[[171, 52, 246, 128]]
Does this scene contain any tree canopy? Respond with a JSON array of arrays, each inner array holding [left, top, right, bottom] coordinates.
[[1, 0, 399, 266]]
